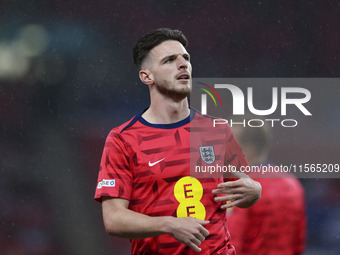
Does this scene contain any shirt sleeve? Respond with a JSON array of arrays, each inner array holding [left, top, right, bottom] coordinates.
[[94, 129, 133, 202]]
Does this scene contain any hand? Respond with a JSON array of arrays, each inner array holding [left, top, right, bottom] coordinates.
[[212, 172, 261, 209], [167, 217, 210, 252]]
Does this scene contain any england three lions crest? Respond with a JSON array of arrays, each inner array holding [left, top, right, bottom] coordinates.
[[199, 146, 215, 164]]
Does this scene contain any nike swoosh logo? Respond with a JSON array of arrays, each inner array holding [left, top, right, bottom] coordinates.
[[148, 158, 165, 167]]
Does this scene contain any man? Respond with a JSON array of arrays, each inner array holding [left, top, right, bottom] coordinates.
[[94, 28, 261, 254], [227, 116, 306, 255]]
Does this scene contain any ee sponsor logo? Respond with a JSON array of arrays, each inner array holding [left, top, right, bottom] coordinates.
[[174, 176, 206, 220]]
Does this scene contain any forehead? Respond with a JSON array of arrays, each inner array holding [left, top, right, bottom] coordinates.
[[149, 40, 188, 60]]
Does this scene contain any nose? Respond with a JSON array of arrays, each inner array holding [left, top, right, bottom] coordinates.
[[177, 55, 188, 70]]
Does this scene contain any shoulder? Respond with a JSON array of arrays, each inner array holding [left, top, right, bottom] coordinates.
[[107, 108, 147, 136], [104, 114, 141, 145]]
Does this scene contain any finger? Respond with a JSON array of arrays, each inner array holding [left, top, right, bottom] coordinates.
[[193, 233, 204, 243], [212, 187, 243, 195], [212, 188, 233, 194], [220, 199, 244, 210], [214, 194, 241, 202], [217, 180, 242, 189], [188, 242, 201, 252], [231, 170, 249, 179], [193, 218, 210, 226], [199, 225, 209, 237]]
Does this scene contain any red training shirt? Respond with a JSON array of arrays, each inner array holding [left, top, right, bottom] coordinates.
[[95, 108, 249, 255], [227, 170, 306, 255]]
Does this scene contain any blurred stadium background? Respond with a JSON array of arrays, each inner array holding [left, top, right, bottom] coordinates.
[[0, 1, 339, 254]]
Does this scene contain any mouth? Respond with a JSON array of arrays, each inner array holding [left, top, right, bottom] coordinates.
[[176, 73, 191, 81]]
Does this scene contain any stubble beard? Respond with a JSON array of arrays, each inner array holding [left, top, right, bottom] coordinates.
[[155, 80, 192, 101]]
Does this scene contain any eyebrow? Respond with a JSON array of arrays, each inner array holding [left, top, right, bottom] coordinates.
[[160, 53, 190, 63]]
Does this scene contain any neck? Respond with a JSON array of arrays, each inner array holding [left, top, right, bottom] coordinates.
[[142, 94, 190, 124]]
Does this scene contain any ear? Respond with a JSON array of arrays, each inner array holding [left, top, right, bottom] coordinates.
[[139, 70, 154, 86]]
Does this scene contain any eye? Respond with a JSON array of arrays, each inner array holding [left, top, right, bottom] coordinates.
[[183, 55, 190, 61], [165, 58, 174, 63]]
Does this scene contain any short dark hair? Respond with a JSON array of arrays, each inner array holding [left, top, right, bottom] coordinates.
[[132, 28, 188, 70]]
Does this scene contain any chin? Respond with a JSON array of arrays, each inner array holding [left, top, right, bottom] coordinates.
[[168, 89, 191, 101], [156, 83, 191, 99]]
